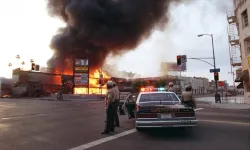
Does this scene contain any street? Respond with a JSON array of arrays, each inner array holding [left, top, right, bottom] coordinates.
[[0, 98, 249, 150]]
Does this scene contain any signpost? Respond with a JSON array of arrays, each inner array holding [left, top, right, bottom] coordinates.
[[73, 59, 89, 94], [181, 55, 187, 63], [210, 68, 220, 73]]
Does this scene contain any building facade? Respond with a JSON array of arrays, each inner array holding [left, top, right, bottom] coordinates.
[[231, 0, 250, 103], [12, 68, 62, 96], [179, 77, 209, 95], [0, 78, 13, 97]]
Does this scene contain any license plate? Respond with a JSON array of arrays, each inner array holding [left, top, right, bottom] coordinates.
[[161, 113, 171, 118], [181, 120, 192, 124]]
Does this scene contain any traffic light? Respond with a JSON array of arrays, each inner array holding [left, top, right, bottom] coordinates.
[[218, 81, 224, 86], [214, 72, 219, 81], [177, 55, 181, 65], [31, 63, 35, 70]]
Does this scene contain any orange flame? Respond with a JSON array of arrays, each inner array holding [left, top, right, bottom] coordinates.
[[74, 69, 110, 95]]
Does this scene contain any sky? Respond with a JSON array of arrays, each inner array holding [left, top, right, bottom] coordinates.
[[0, 0, 236, 85], [107, 0, 236, 85]]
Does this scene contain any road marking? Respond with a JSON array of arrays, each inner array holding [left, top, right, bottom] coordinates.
[[199, 119, 250, 126], [69, 129, 136, 150], [1, 116, 21, 120], [195, 108, 204, 111]]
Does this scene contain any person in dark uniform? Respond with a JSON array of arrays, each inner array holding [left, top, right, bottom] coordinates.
[[126, 94, 135, 119], [113, 82, 120, 127], [101, 81, 116, 134]]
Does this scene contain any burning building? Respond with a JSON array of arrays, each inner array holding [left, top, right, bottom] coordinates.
[[48, 51, 111, 94], [46, 0, 183, 94]]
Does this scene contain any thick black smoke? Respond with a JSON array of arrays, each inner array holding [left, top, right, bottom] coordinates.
[[47, 0, 180, 69]]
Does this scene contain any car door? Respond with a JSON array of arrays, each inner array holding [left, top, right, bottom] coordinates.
[[123, 94, 137, 118]]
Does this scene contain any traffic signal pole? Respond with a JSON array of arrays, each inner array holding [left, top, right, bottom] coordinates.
[[197, 34, 220, 102], [211, 34, 219, 96]]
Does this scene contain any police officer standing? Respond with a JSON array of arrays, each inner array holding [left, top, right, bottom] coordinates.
[[168, 82, 175, 92], [113, 82, 120, 127], [181, 85, 196, 108], [101, 81, 116, 134]]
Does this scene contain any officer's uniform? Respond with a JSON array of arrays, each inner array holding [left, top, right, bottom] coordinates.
[[168, 87, 175, 92], [102, 87, 116, 134], [181, 91, 196, 108], [113, 85, 120, 126]]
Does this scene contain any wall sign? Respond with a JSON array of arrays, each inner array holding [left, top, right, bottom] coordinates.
[[74, 59, 89, 86]]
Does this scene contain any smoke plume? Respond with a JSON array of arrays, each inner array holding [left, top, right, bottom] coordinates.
[[47, 0, 181, 71]]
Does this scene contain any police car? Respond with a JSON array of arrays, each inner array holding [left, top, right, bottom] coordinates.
[[126, 87, 198, 131]]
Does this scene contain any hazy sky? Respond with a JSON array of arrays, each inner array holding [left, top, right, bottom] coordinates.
[[0, 0, 236, 85], [107, 0, 236, 85], [0, 0, 62, 77]]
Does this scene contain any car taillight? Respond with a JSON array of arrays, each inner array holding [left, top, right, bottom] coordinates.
[[174, 112, 195, 117], [137, 113, 157, 118]]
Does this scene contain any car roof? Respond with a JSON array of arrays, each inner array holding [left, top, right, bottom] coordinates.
[[136, 91, 180, 103], [139, 91, 175, 94]]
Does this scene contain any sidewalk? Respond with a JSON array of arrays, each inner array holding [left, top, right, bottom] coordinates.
[[196, 96, 250, 110], [209, 103, 250, 110], [194, 94, 214, 98], [196, 96, 245, 104]]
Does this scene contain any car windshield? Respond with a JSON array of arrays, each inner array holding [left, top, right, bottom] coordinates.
[[139, 93, 179, 102]]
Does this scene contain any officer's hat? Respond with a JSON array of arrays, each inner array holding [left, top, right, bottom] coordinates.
[[107, 80, 113, 89], [185, 84, 192, 91]]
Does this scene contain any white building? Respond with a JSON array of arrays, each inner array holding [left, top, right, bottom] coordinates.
[[179, 76, 209, 95], [230, 0, 250, 104]]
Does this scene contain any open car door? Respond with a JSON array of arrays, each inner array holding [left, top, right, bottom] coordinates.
[[122, 93, 137, 119]]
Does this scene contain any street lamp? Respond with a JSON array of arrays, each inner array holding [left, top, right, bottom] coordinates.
[[198, 34, 219, 101]]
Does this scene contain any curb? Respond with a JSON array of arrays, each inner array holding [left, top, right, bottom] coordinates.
[[208, 102, 250, 110]]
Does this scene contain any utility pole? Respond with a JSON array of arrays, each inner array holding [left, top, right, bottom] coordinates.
[[211, 34, 218, 95], [198, 34, 220, 102]]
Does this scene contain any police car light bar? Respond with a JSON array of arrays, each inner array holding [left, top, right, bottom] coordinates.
[[140, 87, 166, 92]]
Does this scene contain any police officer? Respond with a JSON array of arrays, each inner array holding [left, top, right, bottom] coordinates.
[[101, 81, 116, 134], [113, 82, 120, 127], [181, 85, 196, 108], [168, 82, 175, 92]]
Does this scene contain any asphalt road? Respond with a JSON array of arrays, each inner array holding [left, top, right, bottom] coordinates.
[[0, 98, 249, 150]]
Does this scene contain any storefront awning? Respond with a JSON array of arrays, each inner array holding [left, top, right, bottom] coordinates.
[[235, 70, 249, 82], [237, 82, 243, 89]]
